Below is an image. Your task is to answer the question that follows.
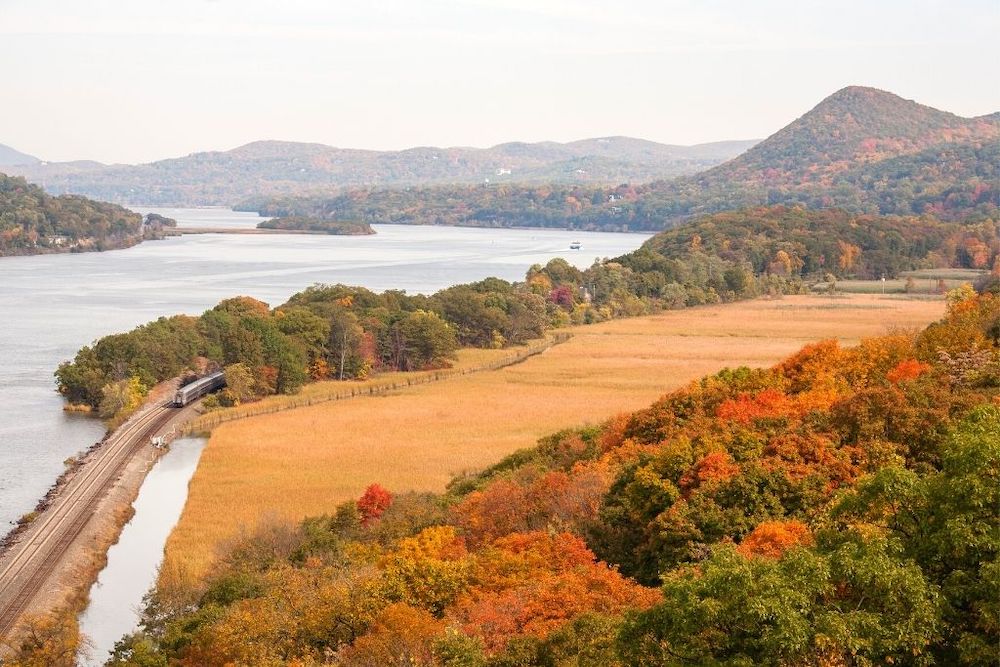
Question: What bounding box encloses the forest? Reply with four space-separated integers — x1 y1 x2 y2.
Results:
242 140 998 234
54 206 999 426
256 216 374 235
0 173 170 256
77 279 1000 666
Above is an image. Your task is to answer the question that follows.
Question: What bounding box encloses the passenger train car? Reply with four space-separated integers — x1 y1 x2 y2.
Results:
173 371 226 407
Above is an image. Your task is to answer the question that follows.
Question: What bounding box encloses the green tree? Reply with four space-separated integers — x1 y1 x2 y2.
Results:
619 542 939 666
832 406 1000 665
393 311 458 371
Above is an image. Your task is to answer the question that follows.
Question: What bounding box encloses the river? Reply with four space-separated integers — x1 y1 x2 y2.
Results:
0 208 650 661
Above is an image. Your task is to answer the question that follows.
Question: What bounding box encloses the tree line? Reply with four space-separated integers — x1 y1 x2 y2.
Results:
240 140 999 233
55 206 999 425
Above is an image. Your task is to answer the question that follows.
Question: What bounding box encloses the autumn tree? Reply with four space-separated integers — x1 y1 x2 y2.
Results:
98 376 145 425
357 483 393 526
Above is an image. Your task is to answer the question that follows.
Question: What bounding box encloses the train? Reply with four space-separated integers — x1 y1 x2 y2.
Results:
173 371 226 407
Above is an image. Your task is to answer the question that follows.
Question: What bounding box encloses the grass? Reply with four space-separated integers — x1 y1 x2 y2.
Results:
159 294 946 587
186 334 570 433
809 268 985 295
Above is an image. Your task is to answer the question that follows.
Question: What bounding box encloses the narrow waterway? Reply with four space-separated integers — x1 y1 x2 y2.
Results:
77 437 207 666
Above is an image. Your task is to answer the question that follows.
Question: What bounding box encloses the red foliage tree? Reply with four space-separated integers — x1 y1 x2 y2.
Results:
679 451 740 491
357 483 393 526
547 285 575 308
716 388 793 424
887 358 932 384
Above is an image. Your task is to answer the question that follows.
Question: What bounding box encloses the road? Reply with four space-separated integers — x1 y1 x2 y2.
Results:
0 401 184 639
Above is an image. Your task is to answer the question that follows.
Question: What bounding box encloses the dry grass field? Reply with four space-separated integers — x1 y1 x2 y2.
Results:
160 294 945 585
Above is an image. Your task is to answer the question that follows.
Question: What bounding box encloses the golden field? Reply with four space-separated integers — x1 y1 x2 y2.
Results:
161 294 945 585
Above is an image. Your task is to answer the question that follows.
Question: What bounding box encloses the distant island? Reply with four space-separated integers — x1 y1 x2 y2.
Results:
257 216 374 235
0 173 174 257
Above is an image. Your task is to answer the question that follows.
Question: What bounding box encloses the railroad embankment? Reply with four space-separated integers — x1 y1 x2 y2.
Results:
0 387 200 651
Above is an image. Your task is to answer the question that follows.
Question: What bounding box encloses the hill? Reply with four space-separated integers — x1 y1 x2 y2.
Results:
5 137 758 206
633 206 1000 280
0 173 172 256
249 87 998 232
632 86 999 220
0 143 40 167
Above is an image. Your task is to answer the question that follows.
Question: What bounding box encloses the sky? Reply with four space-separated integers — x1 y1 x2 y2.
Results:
1 0 997 164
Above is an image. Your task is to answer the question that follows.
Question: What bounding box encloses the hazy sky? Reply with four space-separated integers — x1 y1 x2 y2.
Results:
1 0 996 164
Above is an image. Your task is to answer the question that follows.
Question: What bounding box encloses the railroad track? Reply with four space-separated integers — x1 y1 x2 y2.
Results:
0 402 177 638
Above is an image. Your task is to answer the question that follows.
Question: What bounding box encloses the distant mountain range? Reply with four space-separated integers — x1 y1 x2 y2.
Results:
252 86 998 231
2 137 759 206
0 143 40 167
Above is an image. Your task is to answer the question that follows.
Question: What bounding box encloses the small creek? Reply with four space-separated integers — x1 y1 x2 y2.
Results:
77 437 206 666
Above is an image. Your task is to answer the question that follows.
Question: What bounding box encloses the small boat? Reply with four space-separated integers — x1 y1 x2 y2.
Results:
569 241 582 250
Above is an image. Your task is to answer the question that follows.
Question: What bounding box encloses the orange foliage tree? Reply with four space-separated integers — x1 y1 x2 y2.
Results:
737 520 814 559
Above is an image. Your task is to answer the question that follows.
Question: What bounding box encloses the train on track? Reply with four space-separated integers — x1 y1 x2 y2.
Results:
173 371 226 407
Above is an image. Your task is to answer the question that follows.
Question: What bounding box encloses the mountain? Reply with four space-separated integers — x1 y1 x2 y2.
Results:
0 143 40 167
5 137 759 206
0 173 172 256
630 86 999 221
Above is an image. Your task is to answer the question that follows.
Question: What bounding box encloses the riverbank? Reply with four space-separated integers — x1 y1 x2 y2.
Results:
160 294 947 586
163 226 327 236
0 394 202 652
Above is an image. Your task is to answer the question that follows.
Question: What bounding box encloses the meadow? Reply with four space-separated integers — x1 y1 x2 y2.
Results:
160 294 946 586
809 267 985 294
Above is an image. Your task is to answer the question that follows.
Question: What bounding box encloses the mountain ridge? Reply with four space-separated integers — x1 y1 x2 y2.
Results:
0 143 40 167
5 136 759 205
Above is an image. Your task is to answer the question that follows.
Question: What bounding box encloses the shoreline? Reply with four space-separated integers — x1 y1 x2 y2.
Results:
0 392 203 648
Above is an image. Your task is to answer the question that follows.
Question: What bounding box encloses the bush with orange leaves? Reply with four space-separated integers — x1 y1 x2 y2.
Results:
737 520 813 559
452 532 659 653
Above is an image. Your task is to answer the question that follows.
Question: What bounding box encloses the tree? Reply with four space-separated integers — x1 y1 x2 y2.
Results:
832 406 1000 665
223 363 256 404
619 542 938 666
328 309 365 380
98 376 145 424
339 603 444 667
393 311 457 371
0 613 82 667
357 483 393 526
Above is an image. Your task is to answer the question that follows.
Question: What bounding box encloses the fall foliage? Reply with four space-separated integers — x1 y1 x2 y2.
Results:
109 290 999 665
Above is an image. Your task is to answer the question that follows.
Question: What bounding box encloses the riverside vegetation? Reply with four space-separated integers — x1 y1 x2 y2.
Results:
78 283 1000 666
0 174 174 257
53 205 997 428
255 216 374 235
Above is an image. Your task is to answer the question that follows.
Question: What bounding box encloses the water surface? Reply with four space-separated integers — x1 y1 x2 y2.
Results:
77 437 206 666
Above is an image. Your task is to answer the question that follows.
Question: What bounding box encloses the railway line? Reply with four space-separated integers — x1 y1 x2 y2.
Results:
0 401 179 639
